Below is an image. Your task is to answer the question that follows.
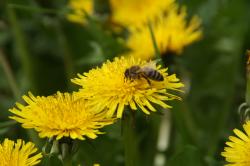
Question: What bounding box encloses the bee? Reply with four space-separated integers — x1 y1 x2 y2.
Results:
124 62 164 85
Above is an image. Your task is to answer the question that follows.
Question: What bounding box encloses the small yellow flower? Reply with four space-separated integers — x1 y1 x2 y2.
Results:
110 0 174 27
67 0 93 24
127 5 202 60
71 56 184 118
9 92 115 140
0 138 42 166
221 121 250 165
67 0 173 27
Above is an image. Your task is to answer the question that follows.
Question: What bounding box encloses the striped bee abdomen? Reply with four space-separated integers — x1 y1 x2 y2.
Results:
144 68 164 81
125 65 164 84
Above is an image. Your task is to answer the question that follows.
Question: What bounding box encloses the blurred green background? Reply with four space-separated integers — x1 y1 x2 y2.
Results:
1 0 250 165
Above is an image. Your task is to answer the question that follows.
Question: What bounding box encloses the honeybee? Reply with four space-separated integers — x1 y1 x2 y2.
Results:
124 62 164 85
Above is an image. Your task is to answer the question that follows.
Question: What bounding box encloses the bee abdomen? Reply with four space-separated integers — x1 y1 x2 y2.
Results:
147 70 164 81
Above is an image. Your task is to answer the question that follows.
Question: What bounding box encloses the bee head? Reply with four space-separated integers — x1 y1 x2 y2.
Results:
124 68 130 78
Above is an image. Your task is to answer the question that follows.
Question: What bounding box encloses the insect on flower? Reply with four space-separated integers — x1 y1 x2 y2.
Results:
124 61 164 85
71 56 184 118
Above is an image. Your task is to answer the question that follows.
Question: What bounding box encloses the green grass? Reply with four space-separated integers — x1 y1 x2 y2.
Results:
1 0 250 165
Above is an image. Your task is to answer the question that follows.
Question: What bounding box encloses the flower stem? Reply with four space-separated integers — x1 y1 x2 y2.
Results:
246 50 250 106
148 21 161 60
6 5 34 89
61 143 73 166
54 21 74 90
122 111 139 166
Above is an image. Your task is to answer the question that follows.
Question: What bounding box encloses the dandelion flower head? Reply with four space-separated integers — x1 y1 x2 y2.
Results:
0 138 42 166
127 5 202 60
9 92 115 140
67 0 93 24
71 56 184 118
110 0 174 27
221 121 250 165
67 0 173 27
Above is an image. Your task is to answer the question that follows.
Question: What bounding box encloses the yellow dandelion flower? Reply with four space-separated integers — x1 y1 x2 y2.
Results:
9 92 115 140
67 0 93 24
0 138 42 166
110 0 174 27
71 56 184 118
67 0 173 27
127 5 202 60
221 121 250 165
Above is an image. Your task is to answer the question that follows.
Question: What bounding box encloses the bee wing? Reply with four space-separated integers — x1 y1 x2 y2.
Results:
142 59 161 69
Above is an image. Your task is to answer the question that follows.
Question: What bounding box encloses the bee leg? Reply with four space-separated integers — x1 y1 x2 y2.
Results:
142 75 151 86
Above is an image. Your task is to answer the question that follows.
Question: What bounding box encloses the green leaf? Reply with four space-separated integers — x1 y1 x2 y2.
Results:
0 120 17 129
